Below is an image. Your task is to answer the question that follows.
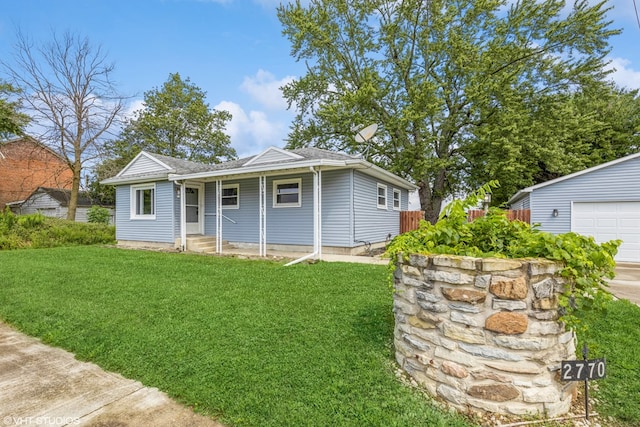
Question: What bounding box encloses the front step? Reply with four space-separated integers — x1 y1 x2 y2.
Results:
186 236 233 254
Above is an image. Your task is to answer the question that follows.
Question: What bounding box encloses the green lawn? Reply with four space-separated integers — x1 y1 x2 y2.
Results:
0 246 471 427
1 247 638 426
576 298 640 425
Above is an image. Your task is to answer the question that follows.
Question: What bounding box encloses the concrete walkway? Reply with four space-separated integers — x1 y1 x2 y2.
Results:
0 322 223 427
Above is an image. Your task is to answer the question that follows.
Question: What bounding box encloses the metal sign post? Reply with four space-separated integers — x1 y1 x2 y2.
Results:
561 344 606 422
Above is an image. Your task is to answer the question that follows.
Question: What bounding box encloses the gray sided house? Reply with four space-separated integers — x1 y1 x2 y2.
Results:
102 147 417 259
508 152 640 262
11 187 115 223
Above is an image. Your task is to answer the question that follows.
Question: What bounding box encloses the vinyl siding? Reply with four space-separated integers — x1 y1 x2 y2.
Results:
204 178 260 241
121 155 168 176
320 169 353 247
203 174 313 245
353 171 401 244
248 149 299 165
510 195 530 210
19 193 64 217
115 181 177 243
531 156 640 234
267 174 313 245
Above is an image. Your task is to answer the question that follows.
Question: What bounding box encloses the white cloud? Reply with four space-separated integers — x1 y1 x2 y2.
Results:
123 99 145 119
606 57 640 90
240 69 296 111
215 100 290 158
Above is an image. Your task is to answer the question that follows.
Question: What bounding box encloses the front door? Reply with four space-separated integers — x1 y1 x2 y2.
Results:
185 184 203 234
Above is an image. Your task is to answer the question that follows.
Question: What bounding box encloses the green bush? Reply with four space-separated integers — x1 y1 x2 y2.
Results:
17 212 46 228
386 181 620 331
87 205 111 224
0 215 115 250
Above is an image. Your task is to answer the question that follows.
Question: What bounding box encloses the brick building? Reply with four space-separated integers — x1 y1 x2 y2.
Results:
0 136 73 209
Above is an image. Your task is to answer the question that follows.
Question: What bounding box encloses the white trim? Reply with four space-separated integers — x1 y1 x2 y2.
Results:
185 182 204 234
377 183 388 210
273 178 302 208
243 146 304 167
168 158 417 191
117 151 173 178
180 182 186 251
393 188 401 211
259 175 267 256
216 180 223 253
130 183 156 220
221 183 240 209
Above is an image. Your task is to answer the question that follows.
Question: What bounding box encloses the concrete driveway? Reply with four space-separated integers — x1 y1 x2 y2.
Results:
610 263 640 306
0 322 224 427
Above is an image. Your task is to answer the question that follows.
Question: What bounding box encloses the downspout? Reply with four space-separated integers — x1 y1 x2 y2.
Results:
285 167 321 266
179 181 186 251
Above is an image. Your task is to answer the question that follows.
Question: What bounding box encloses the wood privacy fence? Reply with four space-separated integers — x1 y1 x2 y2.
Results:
400 209 531 234
400 211 424 233
467 209 531 223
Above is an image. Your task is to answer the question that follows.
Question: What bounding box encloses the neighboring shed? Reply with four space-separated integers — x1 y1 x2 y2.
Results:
508 152 640 262
0 136 73 209
102 147 418 259
13 187 114 223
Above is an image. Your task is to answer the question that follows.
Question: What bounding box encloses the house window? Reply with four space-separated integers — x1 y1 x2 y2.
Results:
377 184 387 209
131 183 155 219
393 189 401 211
273 178 302 208
222 184 239 209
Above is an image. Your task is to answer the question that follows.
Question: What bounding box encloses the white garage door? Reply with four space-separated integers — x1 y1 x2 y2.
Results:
572 202 640 262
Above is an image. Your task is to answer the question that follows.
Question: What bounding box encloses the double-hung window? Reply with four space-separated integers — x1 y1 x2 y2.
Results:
273 178 302 208
377 183 387 209
222 184 239 209
393 189 401 211
131 183 155 219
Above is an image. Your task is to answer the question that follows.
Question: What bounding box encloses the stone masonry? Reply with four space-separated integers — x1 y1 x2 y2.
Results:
393 254 578 417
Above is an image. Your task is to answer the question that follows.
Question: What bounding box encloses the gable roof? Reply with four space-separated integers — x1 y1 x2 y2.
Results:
22 187 111 208
508 151 640 204
103 146 418 190
0 136 68 163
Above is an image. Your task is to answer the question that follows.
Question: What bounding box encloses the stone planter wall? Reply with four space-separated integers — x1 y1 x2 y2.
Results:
393 254 578 417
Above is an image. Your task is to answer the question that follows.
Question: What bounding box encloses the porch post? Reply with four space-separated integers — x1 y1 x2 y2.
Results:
315 170 322 260
180 182 186 251
259 175 267 257
216 180 222 254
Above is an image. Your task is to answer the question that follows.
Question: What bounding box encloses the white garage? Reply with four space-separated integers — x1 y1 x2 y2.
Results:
572 202 640 262
508 152 640 264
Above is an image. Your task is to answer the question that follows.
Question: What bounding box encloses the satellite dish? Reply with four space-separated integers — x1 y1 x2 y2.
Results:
354 123 378 143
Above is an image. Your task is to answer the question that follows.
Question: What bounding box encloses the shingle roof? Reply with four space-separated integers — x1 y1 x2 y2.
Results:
33 187 111 207
201 147 358 172
144 152 217 174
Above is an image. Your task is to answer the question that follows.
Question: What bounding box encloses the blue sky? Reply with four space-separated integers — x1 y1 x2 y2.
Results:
1 0 639 158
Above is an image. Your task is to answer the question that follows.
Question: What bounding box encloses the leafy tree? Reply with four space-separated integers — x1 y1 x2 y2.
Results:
465 84 640 204
0 80 30 139
113 72 236 165
2 31 126 220
277 0 619 222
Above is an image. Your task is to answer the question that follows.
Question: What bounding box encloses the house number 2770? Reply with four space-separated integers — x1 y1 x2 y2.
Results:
561 359 606 381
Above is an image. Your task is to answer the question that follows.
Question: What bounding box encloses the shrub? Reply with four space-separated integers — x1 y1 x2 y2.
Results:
87 206 111 224
0 215 115 250
386 181 620 331
0 207 17 231
17 212 46 228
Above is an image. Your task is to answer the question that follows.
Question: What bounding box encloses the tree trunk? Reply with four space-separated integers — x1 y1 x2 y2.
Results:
418 165 448 224
66 160 82 221
418 180 443 224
